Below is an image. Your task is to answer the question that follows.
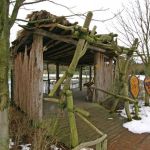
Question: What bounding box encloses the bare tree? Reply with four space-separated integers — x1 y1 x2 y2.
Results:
114 0 150 106
0 0 76 149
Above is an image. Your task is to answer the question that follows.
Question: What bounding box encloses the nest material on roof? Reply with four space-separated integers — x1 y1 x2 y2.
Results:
26 10 76 27
12 10 120 59
13 10 77 46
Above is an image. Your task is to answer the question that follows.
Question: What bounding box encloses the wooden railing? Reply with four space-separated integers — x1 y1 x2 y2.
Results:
73 134 107 150
72 110 107 150
91 86 140 121
44 96 108 150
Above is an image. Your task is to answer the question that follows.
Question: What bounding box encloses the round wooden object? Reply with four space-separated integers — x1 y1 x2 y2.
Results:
144 76 150 95
129 75 140 99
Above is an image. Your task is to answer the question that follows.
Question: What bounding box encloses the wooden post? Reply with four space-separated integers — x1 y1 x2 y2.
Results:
11 69 14 102
89 66 92 82
79 66 83 91
73 135 107 150
101 139 107 150
94 52 102 103
134 99 140 119
56 63 60 96
66 90 79 148
49 11 94 97
48 12 94 148
47 63 50 94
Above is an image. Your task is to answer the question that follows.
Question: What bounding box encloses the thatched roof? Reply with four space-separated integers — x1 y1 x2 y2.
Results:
12 10 117 65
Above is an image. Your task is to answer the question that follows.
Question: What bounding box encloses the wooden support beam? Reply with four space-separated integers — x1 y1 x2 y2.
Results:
56 63 60 96
45 43 71 55
74 106 90 117
33 29 105 52
44 97 59 103
91 86 137 104
11 69 14 102
56 63 60 82
49 45 75 58
89 66 92 82
46 54 94 66
47 63 50 94
44 40 62 51
52 50 74 59
79 66 83 91
13 32 32 52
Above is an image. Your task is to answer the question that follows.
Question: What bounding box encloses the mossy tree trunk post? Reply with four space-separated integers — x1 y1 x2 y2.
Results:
144 61 150 106
123 79 132 121
134 98 140 119
79 66 83 91
111 39 138 121
62 12 95 148
49 12 95 148
89 66 92 82
120 57 132 121
66 90 78 148
49 11 94 97
0 0 27 148
0 1 10 149
111 57 121 112
47 63 50 94
145 93 149 106
56 63 60 96
113 59 131 119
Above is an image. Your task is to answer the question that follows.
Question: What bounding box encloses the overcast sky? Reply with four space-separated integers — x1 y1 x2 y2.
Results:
10 0 127 42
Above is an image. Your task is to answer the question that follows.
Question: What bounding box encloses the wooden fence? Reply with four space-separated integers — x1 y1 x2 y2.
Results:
94 52 114 103
13 35 43 120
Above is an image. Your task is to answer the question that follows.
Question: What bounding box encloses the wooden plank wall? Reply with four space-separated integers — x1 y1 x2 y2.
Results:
94 52 114 103
14 35 43 120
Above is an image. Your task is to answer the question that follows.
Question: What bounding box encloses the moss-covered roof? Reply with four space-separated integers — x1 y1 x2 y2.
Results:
12 10 117 65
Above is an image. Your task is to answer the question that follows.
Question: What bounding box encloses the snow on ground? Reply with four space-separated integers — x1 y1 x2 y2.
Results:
120 100 150 134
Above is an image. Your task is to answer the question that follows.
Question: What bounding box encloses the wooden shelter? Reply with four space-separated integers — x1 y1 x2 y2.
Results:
11 10 117 119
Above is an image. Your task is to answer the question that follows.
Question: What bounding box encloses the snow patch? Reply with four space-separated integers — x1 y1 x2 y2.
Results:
50 145 62 150
19 144 31 150
120 100 150 134
9 139 14 149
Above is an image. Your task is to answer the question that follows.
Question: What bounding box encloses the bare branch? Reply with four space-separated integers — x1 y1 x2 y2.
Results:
9 0 25 28
21 0 48 6
114 0 150 65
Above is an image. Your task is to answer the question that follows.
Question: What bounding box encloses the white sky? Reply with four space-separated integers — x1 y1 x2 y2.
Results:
10 0 127 42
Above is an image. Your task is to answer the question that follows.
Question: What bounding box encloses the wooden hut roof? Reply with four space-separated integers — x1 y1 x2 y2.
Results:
11 10 117 65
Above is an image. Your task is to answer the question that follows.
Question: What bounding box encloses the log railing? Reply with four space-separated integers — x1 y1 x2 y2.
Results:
73 112 107 150
73 134 107 150
91 86 140 120
44 96 108 150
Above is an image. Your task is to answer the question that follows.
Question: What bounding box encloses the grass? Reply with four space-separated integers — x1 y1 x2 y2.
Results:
9 106 70 150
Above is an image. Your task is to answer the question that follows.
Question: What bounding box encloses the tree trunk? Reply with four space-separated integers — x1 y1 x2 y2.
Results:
0 1 10 148
145 93 149 106
66 90 78 148
123 82 132 121
0 33 10 150
0 109 9 150
144 63 150 106
111 57 132 120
